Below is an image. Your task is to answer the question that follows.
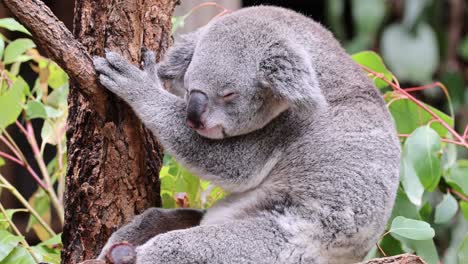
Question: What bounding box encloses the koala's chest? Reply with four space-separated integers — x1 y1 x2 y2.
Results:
200 190 265 225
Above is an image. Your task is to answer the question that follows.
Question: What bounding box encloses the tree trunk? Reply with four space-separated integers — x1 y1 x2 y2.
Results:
63 0 177 263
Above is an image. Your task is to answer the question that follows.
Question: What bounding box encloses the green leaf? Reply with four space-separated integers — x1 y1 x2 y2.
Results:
400 158 425 206
3 39 36 65
381 23 438 83
47 63 69 89
391 189 422 220
0 246 37 264
46 84 69 109
445 160 468 195
37 233 61 247
434 193 458 224
459 235 468 264
402 126 442 193
379 235 404 257
352 51 393 89
0 78 27 130
351 0 386 35
161 193 175 209
0 18 31 35
0 230 22 261
24 101 47 120
389 216 435 240
33 234 61 264
387 98 454 137
0 209 27 230
0 158 4 167
44 106 63 119
460 201 468 220
388 191 439 264
402 238 439 264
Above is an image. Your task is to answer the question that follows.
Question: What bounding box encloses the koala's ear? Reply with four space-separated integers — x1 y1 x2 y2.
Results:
158 31 200 96
258 41 326 110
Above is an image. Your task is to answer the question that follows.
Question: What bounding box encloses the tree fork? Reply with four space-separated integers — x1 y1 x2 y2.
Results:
3 0 178 263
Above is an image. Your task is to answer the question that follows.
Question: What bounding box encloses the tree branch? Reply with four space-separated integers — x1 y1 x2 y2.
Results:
358 254 426 264
3 0 107 115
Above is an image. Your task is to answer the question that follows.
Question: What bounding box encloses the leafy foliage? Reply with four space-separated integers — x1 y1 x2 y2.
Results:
0 20 63 263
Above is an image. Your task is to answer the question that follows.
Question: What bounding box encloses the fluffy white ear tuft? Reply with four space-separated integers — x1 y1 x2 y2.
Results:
258 41 326 111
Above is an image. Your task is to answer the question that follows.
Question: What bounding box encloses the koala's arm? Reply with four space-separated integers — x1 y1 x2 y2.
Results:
134 217 285 264
97 208 204 260
94 51 272 186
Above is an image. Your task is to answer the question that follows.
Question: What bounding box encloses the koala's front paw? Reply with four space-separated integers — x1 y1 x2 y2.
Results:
93 50 161 104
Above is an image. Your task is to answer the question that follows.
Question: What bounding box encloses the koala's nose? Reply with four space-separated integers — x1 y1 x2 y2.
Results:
186 90 208 130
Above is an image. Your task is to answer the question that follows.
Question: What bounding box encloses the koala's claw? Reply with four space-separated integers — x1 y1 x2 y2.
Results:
106 242 137 264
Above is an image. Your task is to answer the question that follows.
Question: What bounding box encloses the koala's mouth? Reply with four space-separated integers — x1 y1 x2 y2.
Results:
195 125 225 139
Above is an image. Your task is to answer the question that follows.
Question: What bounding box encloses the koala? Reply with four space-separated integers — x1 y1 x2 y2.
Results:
93 6 400 264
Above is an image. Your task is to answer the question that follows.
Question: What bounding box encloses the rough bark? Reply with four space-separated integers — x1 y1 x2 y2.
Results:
64 0 177 262
358 254 427 264
3 0 178 263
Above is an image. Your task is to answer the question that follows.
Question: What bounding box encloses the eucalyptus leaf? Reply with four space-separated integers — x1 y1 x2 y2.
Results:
0 209 27 230
0 246 37 264
0 18 31 35
387 98 453 137
0 230 22 261
400 159 425 206
444 160 468 195
389 216 435 240
434 193 458 224
25 101 48 120
381 23 438 83
402 126 442 192
351 0 386 35
3 38 36 65
47 63 69 89
352 51 393 89
0 78 27 130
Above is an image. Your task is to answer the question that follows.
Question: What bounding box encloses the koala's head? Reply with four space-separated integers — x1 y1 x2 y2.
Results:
158 13 325 139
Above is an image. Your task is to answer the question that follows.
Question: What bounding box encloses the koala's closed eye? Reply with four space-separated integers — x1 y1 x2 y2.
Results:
220 91 239 102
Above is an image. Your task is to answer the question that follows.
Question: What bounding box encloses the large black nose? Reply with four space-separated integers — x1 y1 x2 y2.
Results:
186 90 208 129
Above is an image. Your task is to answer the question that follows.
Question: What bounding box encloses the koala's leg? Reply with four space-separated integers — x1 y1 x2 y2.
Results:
97 208 204 260
134 218 286 264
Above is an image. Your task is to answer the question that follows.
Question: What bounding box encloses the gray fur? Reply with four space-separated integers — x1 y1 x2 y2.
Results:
93 6 400 264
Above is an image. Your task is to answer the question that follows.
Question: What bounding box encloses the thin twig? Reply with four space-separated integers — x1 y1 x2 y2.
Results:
0 174 56 237
361 65 467 148
24 121 64 225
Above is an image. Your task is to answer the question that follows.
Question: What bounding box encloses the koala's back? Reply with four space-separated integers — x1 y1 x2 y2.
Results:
202 6 401 262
